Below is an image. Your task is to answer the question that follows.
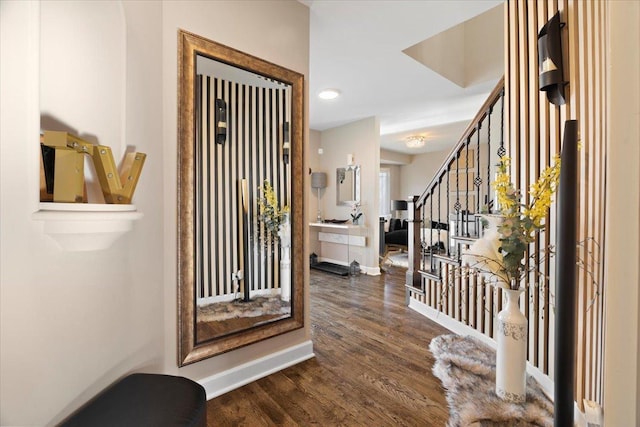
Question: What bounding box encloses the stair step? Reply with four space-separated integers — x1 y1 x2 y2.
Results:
451 235 479 244
405 283 425 295
419 269 441 282
432 253 460 265
421 248 447 256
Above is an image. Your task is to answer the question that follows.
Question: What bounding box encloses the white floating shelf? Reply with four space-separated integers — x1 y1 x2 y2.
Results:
32 203 143 251
309 222 362 229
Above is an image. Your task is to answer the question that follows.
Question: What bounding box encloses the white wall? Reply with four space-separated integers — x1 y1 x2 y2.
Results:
308 129 322 222
384 164 403 205
39 1 128 203
318 117 380 272
308 129 322 255
1 2 165 425
603 1 640 425
0 1 310 425
464 4 504 87
380 148 411 165
400 149 450 199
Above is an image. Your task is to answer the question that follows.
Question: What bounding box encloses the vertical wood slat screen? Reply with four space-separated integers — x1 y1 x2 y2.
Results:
195 75 290 301
505 0 607 409
408 0 607 412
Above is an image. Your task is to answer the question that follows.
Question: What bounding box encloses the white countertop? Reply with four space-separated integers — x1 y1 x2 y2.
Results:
309 222 362 229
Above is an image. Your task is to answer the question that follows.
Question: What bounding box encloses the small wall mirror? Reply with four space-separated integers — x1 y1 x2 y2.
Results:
177 30 304 366
336 165 360 205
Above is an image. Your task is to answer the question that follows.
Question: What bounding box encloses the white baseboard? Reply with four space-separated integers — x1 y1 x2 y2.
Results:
198 340 315 400
408 298 497 348
362 265 381 276
408 298 554 400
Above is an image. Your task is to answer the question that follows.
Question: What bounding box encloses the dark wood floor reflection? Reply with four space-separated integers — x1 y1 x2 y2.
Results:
206 267 451 426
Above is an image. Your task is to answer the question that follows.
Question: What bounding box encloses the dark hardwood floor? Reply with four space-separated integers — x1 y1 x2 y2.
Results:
207 266 452 426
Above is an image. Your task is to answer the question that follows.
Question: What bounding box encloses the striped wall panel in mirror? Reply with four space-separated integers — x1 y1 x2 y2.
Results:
195 75 291 301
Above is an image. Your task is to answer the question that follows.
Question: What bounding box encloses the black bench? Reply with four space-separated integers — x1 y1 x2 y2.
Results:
60 373 207 427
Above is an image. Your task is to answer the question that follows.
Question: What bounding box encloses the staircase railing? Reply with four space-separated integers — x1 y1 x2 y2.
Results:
406 77 505 335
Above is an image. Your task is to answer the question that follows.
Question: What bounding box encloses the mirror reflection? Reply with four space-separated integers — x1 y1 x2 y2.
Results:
194 54 293 343
177 30 304 366
336 165 360 205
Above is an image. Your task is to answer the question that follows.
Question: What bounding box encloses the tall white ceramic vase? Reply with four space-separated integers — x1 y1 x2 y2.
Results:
495 287 527 403
278 213 291 302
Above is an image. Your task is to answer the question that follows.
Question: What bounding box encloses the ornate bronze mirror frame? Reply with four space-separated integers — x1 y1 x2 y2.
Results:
177 30 304 366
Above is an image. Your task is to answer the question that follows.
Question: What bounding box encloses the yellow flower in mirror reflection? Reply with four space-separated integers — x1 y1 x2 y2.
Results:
257 180 289 245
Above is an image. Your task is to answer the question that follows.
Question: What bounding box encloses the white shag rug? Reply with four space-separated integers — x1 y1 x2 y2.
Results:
197 296 290 323
429 334 553 427
387 251 408 268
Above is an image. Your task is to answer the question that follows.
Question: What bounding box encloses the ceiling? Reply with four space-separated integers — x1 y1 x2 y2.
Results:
304 0 504 155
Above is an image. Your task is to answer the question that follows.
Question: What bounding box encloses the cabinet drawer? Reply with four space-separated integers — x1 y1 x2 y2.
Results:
318 232 366 247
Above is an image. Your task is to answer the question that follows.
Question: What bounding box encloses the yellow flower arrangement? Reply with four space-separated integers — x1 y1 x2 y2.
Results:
257 180 289 245
463 155 561 289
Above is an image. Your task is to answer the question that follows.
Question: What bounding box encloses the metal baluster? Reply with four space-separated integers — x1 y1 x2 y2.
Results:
419 203 427 270
487 105 493 211
446 163 450 256
454 151 461 261
437 176 442 258
429 188 434 271
406 196 421 294
465 136 470 236
498 88 506 158
475 122 482 214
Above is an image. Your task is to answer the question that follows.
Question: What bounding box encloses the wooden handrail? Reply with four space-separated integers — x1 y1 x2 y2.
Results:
405 77 506 311
416 77 505 208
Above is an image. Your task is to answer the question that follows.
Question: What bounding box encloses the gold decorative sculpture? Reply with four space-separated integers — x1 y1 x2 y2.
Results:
41 130 146 204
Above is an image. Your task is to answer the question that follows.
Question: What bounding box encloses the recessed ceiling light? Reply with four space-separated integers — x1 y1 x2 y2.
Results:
318 89 341 100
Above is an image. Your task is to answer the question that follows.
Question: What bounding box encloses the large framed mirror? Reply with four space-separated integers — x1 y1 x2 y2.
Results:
177 30 304 366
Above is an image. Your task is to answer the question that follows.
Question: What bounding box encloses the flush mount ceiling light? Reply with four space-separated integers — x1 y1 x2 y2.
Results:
318 88 341 100
405 135 427 148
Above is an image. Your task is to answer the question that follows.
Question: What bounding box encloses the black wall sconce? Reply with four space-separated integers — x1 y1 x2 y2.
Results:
538 12 566 105
283 122 290 164
215 98 227 144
